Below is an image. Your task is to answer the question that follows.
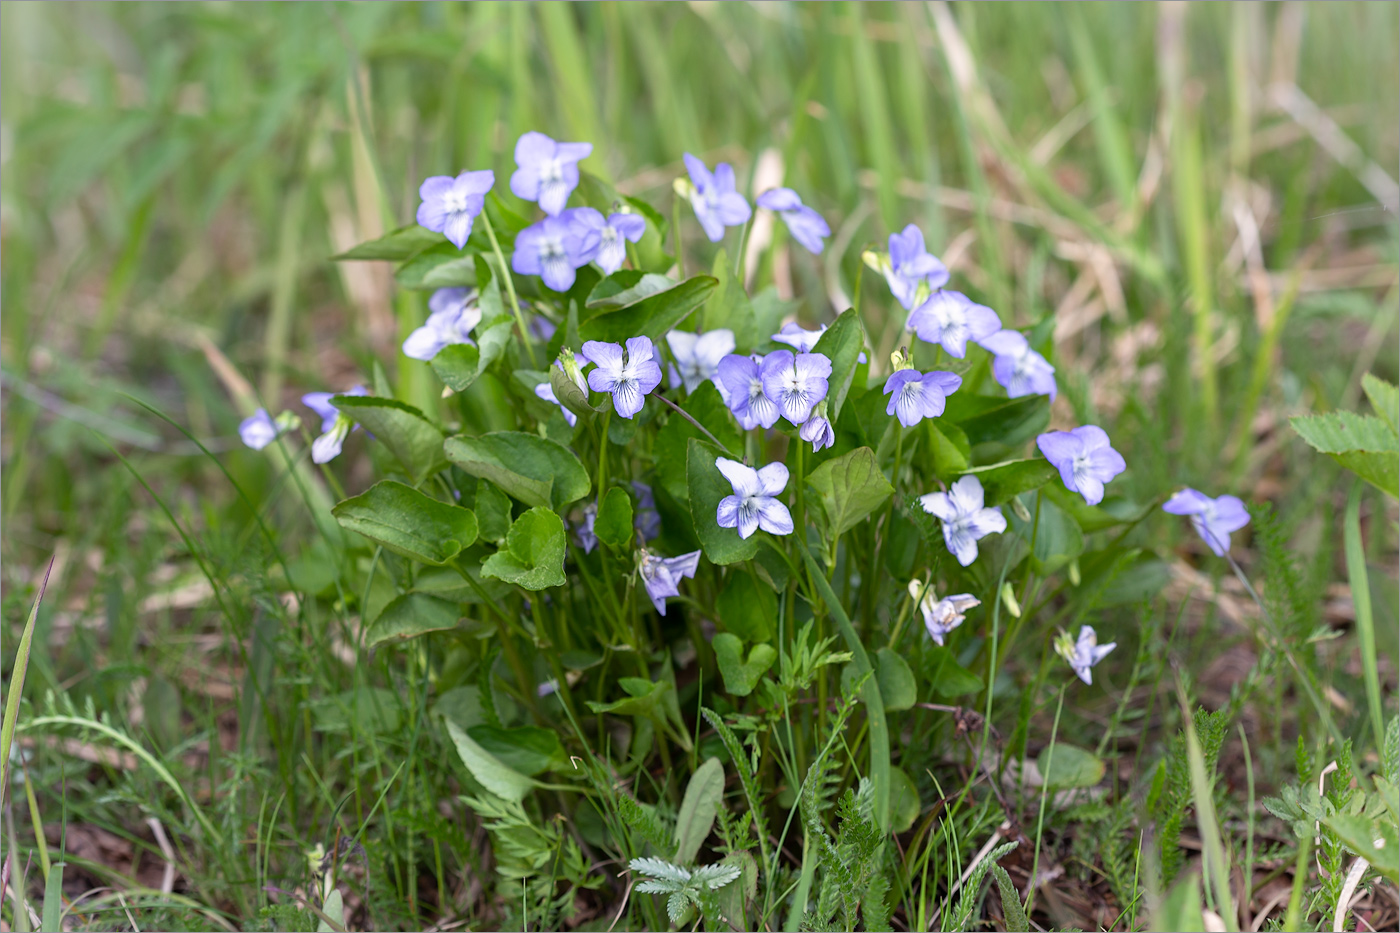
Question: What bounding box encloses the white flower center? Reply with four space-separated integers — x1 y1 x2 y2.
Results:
540 156 566 185
444 189 470 214
748 376 765 402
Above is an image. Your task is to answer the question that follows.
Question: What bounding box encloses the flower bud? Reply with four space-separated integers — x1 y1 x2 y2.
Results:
1000 581 1021 618
890 347 914 372
273 410 302 434
1068 558 1081 586
1011 496 1032 522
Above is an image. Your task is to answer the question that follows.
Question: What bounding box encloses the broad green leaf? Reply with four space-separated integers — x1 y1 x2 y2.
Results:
585 270 679 314
654 382 743 503
944 393 1050 447
332 223 443 261
810 309 867 421
430 318 514 392
959 458 1059 506
445 432 590 510
467 724 565 777
579 274 717 342
924 419 971 480
474 480 513 545
687 438 760 565
481 507 567 590
595 485 634 550
713 633 777 697
1290 411 1399 497
923 644 984 698
674 757 725 864
332 481 477 565
1037 743 1105 788
889 766 921 834
395 241 476 289
316 890 344 933
444 718 534 803
716 570 777 643
433 685 488 731
1323 813 1398 883
334 396 447 484
876 648 917 711
367 593 461 648
1008 494 1084 574
806 446 894 539
1364 373 1399 434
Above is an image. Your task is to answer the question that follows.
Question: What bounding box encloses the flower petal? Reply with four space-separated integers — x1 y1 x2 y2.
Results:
715 457 759 497
754 462 790 497
755 498 794 536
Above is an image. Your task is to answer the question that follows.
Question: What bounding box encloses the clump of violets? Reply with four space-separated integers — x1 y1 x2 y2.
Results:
513 210 601 292
865 224 949 311
417 169 495 249
715 458 793 539
907 290 1001 358
883 354 962 428
666 329 735 393
1036 426 1126 506
403 288 481 361
909 581 980 646
919 475 1006 567
716 354 780 430
303 386 368 464
638 548 701 615
510 131 592 216
679 153 751 242
978 330 1057 400
760 350 831 425
1055 625 1116 685
239 408 299 450
1162 488 1250 556
583 338 663 419
755 188 830 254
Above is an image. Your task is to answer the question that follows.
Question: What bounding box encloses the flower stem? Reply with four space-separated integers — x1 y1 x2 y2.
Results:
652 392 732 453
1026 683 1066 918
672 195 686 281
480 210 536 368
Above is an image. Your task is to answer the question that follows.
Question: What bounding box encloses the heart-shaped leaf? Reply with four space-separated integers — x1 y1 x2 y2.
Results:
713 633 777 697
806 446 894 539
716 570 777 643
876 648 917 711
595 485 634 550
944 394 1050 447
1037 743 1105 789
481 507 567 590
332 481 477 564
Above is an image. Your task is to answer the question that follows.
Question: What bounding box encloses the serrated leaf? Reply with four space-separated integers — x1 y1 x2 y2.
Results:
481 507 567 590
1363 373 1399 434
332 481 478 565
1291 411 1399 496
691 862 743 890
991 864 1031 932
675 757 725 864
687 438 760 565
630 856 691 886
810 309 867 421
367 593 461 647
444 432 590 510
805 446 893 539
334 396 447 484
580 274 717 342
444 718 535 803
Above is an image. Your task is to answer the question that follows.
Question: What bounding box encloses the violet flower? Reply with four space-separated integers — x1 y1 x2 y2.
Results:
665 329 735 393
1055 625 1116 685
883 369 962 427
632 481 661 541
716 353 780 430
239 409 280 450
638 548 701 616
881 225 950 310
1036 426 1126 506
576 501 599 553
755 187 830 254
403 288 482 361
583 337 663 419
772 322 866 363
715 458 793 539
907 290 1001 359
919 475 1006 567
911 582 980 646
417 170 495 249
977 330 1057 400
509 131 592 216
799 407 836 451
513 210 602 292
681 153 752 243
1162 488 1250 557
303 385 369 464
760 350 831 425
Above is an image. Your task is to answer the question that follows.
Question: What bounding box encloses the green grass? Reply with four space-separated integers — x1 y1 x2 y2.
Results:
2 2 1397 931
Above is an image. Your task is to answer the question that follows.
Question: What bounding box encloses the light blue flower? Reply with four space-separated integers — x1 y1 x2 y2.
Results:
883 369 962 427
576 501 598 553
1036 426 1126 506
583 337 663 419
1162 488 1250 557
907 290 1001 358
239 408 297 450
716 353 781 430
799 410 835 451
509 131 592 216
883 225 950 310
756 187 830 254
639 548 701 615
417 170 495 249
919 475 1006 567
715 458 793 539
302 385 368 464
403 288 481 361
665 329 735 393
978 330 1057 401
682 153 752 242
1055 625 1116 685
512 210 601 292
760 350 831 425
571 209 647 275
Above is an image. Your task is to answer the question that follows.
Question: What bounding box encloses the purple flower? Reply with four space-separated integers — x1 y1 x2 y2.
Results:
912 583 979 646
715 458 793 539
302 386 369 464
639 549 701 615
760 350 831 425
977 330 1058 401
1036 426 1126 506
799 411 835 451
535 381 577 427
509 131 592 216
907 290 1001 359
919 475 1006 567
571 210 646 276
403 288 482 361
682 153 752 243
239 409 280 450
772 322 866 363
1162 488 1250 557
632 481 661 541
883 369 963 428
716 354 780 430
583 337 663 419
576 501 598 553
884 225 949 310
529 315 557 342
666 329 735 393
512 210 601 292
1055 625 1116 685
756 187 830 254
417 170 495 249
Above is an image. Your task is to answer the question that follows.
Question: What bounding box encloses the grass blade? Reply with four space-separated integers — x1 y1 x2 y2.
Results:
0 557 53 799
1345 483 1386 748
1179 684 1236 931
41 863 63 933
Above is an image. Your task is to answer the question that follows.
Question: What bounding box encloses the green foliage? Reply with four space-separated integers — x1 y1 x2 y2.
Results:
806 446 894 540
480 506 567 590
1291 377 1399 497
332 480 477 565
1151 706 1231 886
444 432 591 511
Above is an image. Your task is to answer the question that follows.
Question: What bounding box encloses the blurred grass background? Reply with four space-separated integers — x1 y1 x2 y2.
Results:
1 2 1396 929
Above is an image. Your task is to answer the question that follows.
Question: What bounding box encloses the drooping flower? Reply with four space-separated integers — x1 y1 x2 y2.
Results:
799 404 836 451
977 330 1057 400
1055 625 1116 685
582 337 663 419
570 210 646 276
403 288 482 361
910 581 980 646
509 131 593 216
417 170 495 249
1162 488 1250 557
666 329 735 393
303 385 369 464
638 548 701 615
715 458 793 539
756 187 830 254
535 382 577 427
576 501 599 553
239 408 298 450
883 369 963 428
1036 426 1126 506
907 290 1001 358
867 225 950 311
919 475 1007 567
716 353 780 430
632 480 661 541
512 210 602 292
760 350 831 425
681 153 752 243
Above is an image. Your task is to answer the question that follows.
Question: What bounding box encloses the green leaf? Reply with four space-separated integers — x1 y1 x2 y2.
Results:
806 446 894 539
316 890 344 933
481 507 567 590
310 687 402 734
990 864 1031 933
332 481 478 565
332 223 443 261
474 481 513 545
587 676 670 719
713 633 777 697
716 570 777 643
924 419 971 480
395 241 476 289
958 458 1059 506
1008 494 1085 574
923 645 984 698
595 486 634 550
579 274 717 342
42 863 63 933
654 382 744 502
1364 373 1399 434
430 318 514 392
889 765 921 834
548 363 600 421
876 648 917 711
444 718 535 803
1151 873 1205 932
687 438 760 565
585 270 679 313
944 394 1050 447
810 309 867 421
699 249 756 351
674 757 725 864
1042 481 1127 532
1290 411 1399 497
1037 743 1105 788
467 724 565 777
334 396 447 484
445 432 591 510
367 593 461 648
1324 813 1399 883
